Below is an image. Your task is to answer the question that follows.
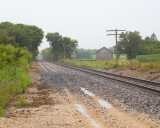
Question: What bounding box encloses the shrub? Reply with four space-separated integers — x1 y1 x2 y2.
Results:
0 44 32 69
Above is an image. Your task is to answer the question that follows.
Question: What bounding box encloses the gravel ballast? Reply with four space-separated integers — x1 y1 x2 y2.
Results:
39 62 160 120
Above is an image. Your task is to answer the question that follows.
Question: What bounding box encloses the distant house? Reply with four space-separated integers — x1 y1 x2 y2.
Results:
96 47 113 60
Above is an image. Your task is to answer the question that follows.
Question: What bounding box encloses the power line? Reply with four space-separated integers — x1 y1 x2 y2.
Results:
107 29 126 65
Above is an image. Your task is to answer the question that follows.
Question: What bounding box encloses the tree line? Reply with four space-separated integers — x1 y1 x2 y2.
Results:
0 22 44 59
72 48 97 59
117 31 160 59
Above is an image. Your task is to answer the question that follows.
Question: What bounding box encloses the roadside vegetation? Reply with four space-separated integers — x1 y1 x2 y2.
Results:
0 65 31 116
62 59 160 72
0 22 44 116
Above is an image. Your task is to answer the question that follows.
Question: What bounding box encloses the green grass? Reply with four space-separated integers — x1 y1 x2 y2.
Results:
17 97 27 106
72 59 96 61
63 59 160 72
136 54 160 62
0 65 31 116
63 59 123 69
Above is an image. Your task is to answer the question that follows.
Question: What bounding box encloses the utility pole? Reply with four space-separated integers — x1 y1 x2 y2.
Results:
107 29 126 65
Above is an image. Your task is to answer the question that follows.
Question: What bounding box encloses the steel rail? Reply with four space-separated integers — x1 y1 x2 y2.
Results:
51 62 160 94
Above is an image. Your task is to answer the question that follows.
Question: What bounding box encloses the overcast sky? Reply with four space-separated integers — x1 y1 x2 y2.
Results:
0 0 160 51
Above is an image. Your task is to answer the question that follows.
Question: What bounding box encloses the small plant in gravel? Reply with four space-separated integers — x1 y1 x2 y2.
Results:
17 97 27 106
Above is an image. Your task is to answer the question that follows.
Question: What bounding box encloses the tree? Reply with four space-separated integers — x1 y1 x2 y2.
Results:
72 48 98 59
0 44 32 68
16 24 44 58
150 33 158 43
74 50 92 59
46 32 63 60
63 38 78 59
45 32 78 60
139 41 160 55
41 47 54 61
109 47 115 53
0 22 44 59
117 31 142 59
144 33 158 45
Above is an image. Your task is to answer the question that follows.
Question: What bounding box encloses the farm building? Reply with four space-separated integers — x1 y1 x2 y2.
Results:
96 47 113 60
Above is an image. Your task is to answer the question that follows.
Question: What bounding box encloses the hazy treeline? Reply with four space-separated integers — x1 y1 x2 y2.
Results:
41 47 98 60
72 48 98 59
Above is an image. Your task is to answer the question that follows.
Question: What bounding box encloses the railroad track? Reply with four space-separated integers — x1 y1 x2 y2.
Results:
51 62 160 95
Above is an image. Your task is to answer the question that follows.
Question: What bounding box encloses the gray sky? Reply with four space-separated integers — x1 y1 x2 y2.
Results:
0 0 160 51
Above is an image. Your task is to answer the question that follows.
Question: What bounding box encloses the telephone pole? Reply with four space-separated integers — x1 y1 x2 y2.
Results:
107 29 126 65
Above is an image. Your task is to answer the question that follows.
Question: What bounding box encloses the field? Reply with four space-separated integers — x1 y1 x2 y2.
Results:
63 58 160 72
136 54 160 62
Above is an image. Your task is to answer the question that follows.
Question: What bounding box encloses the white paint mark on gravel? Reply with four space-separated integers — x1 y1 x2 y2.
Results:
81 88 95 97
74 104 100 128
98 100 112 109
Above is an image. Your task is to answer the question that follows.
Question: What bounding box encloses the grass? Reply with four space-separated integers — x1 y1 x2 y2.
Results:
75 54 127 60
63 59 123 69
17 97 27 106
136 54 160 62
0 65 31 116
62 59 160 72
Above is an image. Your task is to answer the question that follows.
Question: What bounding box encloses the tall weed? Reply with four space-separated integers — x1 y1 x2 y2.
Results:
0 65 31 116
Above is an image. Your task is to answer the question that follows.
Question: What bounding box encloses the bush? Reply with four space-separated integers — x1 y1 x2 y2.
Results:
0 44 32 69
